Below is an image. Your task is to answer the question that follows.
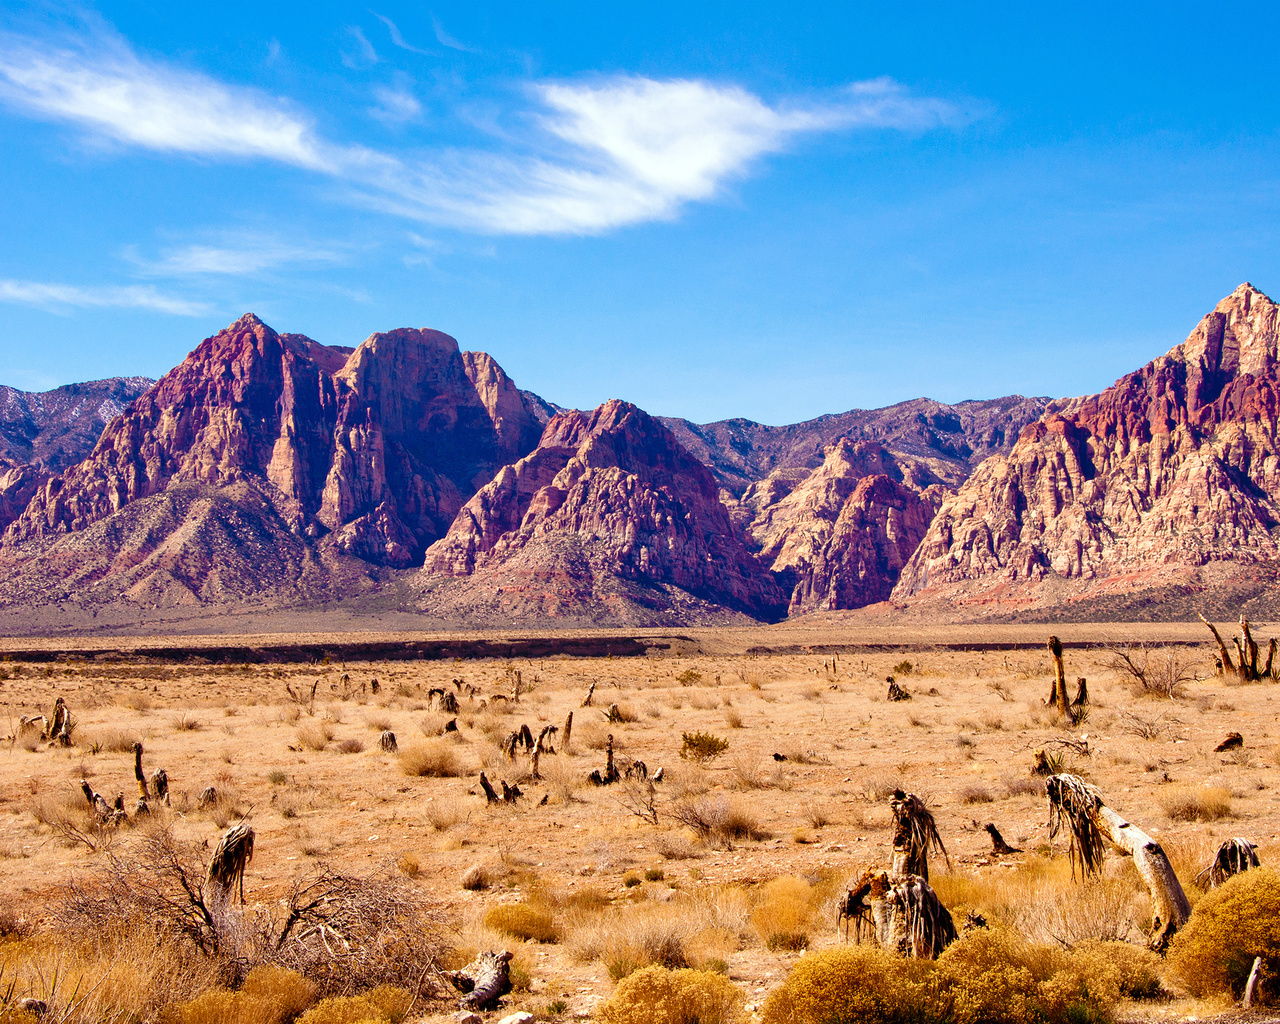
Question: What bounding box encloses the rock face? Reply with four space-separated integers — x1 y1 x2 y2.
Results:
423 400 788 620
3 315 554 569
747 439 945 613
0 377 153 472
894 283 1280 611
661 395 1049 497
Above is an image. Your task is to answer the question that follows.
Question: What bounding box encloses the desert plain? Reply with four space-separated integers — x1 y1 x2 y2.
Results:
0 619 1274 1023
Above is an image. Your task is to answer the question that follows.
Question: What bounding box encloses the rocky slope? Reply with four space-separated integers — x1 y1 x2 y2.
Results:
661 395 1049 497
747 439 946 613
3 315 555 568
0 377 153 471
0 315 558 609
893 283 1280 613
422 400 788 620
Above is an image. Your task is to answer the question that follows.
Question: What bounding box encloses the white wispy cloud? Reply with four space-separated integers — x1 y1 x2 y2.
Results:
0 29 977 236
373 14 430 55
363 76 972 234
0 279 205 315
370 82 421 124
431 15 476 53
341 26 378 68
126 236 344 276
0 31 332 170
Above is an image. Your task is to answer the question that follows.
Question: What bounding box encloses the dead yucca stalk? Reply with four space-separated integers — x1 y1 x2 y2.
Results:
1046 772 1190 951
1046 774 1106 878
1195 837 1260 888
890 790 949 881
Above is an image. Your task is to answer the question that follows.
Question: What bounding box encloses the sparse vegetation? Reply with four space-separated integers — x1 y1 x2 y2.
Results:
679 731 728 764
398 738 463 777
596 965 742 1024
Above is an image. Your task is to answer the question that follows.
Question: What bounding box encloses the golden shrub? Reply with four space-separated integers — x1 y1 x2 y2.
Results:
241 965 318 1021
597 965 743 1024
295 991 401 1024
760 946 931 1024
760 930 1127 1024
161 967 316 1024
484 902 558 943
1168 867 1280 1003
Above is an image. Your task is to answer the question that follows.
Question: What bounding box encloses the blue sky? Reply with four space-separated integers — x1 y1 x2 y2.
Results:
0 2 1277 423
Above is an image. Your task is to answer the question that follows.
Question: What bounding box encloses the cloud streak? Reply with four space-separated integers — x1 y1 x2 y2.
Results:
0 279 205 314
126 236 344 276
0 31 331 169
0 29 977 236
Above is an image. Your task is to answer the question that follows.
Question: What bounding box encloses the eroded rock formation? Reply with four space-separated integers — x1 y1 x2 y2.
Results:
423 400 788 620
894 283 1280 610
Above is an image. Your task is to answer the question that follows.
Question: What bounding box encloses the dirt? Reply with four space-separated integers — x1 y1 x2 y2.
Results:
0 623 1277 1022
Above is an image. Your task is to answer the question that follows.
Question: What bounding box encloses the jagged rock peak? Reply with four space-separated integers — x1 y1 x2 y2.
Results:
423 397 787 620
892 282 1280 612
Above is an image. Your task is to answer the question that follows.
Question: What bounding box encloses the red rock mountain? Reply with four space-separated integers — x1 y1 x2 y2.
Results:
747 439 946 614
3 315 554 568
0 377 153 472
422 400 788 620
894 283 1280 615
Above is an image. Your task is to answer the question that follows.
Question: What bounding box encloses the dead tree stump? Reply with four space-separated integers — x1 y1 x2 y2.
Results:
448 949 513 1011
1047 636 1071 720
890 790 948 881
563 711 573 751
842 869 956 958
479 772 500 804
133 742 151 801
582 682 596 707
1072 678 1089 707
380 730 398 752
984 823 1020 854
887 677 911 701
207 823 254 904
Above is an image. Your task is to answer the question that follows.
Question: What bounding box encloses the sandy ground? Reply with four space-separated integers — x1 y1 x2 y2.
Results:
0 626 1276 1022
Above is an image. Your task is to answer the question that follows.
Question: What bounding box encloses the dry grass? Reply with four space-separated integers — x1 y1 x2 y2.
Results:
423 795 471 830
399 739 464 778
295 721 334 751
1159 785 1233 822
484 901 558 942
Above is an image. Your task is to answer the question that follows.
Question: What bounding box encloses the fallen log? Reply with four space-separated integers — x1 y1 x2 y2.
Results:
447 949 513 1011
1047 773 1190 951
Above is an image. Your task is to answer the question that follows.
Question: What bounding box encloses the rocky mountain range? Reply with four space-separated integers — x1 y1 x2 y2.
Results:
892 282 1280 619
2 283 1277 627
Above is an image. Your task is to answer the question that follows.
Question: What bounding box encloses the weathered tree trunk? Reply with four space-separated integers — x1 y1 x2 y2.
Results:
1243 957 1263 1009
1265 639 1277 679
448 950 513 1011
478 772 500 804
605 734 617 783
582 682 595 707
134 743 150 801
1072 677 1089 707
868 873 956 959
1200 613 1236 675
563 711 573 751
530 741 540 780
1241 616 1260 679
1047 636 1071 719
1096 804 1190 951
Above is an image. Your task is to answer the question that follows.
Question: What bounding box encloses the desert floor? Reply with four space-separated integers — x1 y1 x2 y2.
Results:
0 623 1276 1022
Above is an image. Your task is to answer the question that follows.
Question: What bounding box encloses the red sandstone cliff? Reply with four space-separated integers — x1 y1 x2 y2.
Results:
423 400 788 620
893 283 1280 612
